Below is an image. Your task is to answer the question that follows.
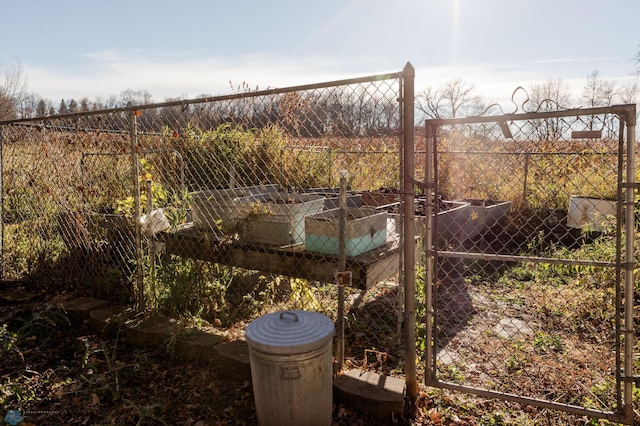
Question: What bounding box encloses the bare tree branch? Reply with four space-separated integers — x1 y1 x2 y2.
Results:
0 59 28 120
417 79 484 119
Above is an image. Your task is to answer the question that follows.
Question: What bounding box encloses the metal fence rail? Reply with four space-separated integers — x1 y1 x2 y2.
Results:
423 104 637 424
0 67 415 381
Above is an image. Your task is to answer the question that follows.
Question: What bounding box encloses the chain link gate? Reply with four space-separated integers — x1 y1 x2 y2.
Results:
421 104 638 423
0 64 418 386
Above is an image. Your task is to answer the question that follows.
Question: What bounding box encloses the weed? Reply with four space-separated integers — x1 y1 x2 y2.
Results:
444 364 465 384
533 330 564 354
289 278 321 310
0 324 22 362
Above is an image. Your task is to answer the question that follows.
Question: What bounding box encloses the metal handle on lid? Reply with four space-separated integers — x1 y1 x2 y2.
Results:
279 311 299 322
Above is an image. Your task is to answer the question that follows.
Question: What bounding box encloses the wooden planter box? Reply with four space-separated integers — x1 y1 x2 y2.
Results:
236 192 326 246
191 185 279 232
305 207 387 256
361 191 399 208
458 199 511 239
301 187 363 210
386 200 470 245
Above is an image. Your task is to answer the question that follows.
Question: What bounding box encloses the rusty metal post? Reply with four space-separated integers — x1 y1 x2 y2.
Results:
336 169 349 372
130 110 144 310
402 62 418 401
623 105 636 423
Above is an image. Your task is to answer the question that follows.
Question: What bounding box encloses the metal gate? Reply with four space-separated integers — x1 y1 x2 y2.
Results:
420 104 637 423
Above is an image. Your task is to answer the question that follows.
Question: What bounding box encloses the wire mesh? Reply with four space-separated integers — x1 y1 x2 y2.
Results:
0 74 407 369
423 106 637 421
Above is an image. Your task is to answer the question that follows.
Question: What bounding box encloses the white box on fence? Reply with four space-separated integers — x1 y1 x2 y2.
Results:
567 196 616 232
191 185 279 232
305 207 387 256
236 192 326 246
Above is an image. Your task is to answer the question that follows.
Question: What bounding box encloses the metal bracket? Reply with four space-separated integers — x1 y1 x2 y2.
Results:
363 349 388 370
335 270 352 286
620 374 640 386
619 182 640 193
405 176 433 190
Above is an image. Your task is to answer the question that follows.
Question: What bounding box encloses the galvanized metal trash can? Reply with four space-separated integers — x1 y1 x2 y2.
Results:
245 310 335 426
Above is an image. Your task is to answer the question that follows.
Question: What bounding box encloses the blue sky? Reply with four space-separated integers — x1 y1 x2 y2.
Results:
1 0 638 106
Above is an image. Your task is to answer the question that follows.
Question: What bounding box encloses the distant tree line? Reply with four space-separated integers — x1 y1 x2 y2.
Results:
1 51 639 127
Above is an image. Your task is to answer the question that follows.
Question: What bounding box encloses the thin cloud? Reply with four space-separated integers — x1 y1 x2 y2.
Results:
530 57 616 65
25 50 364 101
22 49 636 111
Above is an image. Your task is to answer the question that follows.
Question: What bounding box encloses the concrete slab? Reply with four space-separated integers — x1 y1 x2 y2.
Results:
215 339 252 380
333 369 405 420
58 297 109 325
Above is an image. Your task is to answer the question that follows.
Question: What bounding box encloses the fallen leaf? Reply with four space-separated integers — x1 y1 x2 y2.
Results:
90 393 100 406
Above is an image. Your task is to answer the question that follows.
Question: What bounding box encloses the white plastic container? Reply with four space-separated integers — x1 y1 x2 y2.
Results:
245 310 335 426
567 196 616 232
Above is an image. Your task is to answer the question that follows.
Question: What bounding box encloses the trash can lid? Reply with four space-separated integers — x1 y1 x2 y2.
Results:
245 310 335 354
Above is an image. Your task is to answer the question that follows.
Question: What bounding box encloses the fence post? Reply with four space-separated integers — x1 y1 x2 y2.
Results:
623 105 636 422
402 61 418 402
130 110 144 310
336 169 348 372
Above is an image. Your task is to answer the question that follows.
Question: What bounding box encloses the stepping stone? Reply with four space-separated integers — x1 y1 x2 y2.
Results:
333 369 405 420
215 339 252 380
89 306 136 338
58 297 109 325
494 317 533 339
174 329 225 363
125 315 179 349
0 289 38 304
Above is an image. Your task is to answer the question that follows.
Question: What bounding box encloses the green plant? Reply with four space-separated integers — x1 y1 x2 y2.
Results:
0 324 22 362
19 304 70 340
504 341 528 373
115 157 169 216
289 278 320 310
444 364 465 384
533 330 564 354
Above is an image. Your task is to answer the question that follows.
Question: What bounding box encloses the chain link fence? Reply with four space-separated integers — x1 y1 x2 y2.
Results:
423 105 638 423
1 67 636 421
0 69 413 371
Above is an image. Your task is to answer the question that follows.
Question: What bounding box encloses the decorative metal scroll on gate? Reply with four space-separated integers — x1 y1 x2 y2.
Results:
422 104 637 424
